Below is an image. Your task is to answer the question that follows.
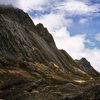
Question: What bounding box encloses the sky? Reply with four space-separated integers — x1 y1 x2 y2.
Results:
0 0 100 72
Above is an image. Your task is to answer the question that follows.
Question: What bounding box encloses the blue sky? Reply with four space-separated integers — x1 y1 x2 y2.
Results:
69 16 100 48
0 0 100 72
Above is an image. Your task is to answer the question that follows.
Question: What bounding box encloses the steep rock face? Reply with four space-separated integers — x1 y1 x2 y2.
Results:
0 6 100 100
75 58 99 76
35 23 56 46
0 6 88 73
0 6 66 70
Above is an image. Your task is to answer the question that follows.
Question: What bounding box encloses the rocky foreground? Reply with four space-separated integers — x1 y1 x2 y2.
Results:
0 6 100 100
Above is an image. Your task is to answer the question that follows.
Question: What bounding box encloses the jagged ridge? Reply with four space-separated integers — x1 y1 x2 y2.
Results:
0 6 100 100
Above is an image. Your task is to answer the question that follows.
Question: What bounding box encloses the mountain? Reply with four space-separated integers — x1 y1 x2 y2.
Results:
75 57 99 77
0 5 100 100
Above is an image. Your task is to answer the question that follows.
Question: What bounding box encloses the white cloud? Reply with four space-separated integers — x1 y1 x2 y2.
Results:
56 1 100 16
0 0 48 12
86 39 95 46
0 0 100 16
18 0 47 12
95 33 100 41
79 18 88 24
0 0 19 7
33 12 73 32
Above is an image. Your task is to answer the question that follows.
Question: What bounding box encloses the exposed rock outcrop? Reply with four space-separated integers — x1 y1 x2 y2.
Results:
0 6 100 100
75 58 99 77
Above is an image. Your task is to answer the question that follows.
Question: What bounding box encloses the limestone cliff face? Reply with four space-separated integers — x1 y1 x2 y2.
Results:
0 6 100 100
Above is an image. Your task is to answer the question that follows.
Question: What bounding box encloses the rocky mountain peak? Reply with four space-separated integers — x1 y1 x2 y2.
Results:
0 5 99 76
80 57 91 67
75 57 99 76
0 6 100 100
36 23 56 46
0 5 35 30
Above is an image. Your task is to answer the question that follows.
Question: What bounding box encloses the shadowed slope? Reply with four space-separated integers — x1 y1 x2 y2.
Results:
0 6 100 100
